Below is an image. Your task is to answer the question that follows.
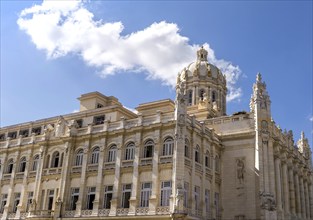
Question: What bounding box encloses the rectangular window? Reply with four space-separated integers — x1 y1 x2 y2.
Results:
121 184 132 208
20 129 29 137
87 187 96 210
184 182 189 208
70 188 79 210
96 103 104 108
8 131 17 139
75 119 83 128
32 127 41 135
205 156 209 167
13 193 21 213
215 192 219 217
140 182 151 207
103 185 113 209
47 190 54 210
194 186 200 210
0 194 8 213
0 134 5 141
94 115 105 125
26 192 34 211
205 189 210 214
160 181 171 206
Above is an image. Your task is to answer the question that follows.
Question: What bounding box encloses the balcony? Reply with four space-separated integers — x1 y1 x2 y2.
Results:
29 210 54 218
140 158 152 166
29 171 37 178
98 209 110 216
87 164 98 172
159 155 172 164
116 208 129 216
135 207 149 215
104 162 115 169
121 160 133 168
195 163 203 173
184 158 191 167
81 209 92 216
156 206 170 215
64 210 75 217
71 166 82 173
15 172 25 179
42 168 62 175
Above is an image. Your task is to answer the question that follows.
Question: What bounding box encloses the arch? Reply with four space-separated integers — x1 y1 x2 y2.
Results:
212 90 216 102
51 151 60 168
6 158 14 174
143 139 154 158
32 155 40 171
74 149 83 166
108 145 117 162
163 137 174 156
18 157 27 172
90 146 100 164
125 142 135 160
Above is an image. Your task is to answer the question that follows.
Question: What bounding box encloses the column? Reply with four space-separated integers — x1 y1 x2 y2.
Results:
309 183 313 219
288 167 296 215
129 137 141 215
274 157 282 213
33 146 45 213
92 139 106 216
282 162 290 215
109 140 122 216
294 172 301 218
304 180 310 219
299 176 306 218
192 87 196 105
75 142 89 217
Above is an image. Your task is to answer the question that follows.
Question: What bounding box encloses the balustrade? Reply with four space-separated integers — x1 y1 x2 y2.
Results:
140 158 152 166
159 155 172 164
116 208 129 215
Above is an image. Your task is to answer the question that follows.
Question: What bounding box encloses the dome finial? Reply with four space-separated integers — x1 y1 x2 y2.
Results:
197 46 208 61
256 72 262 82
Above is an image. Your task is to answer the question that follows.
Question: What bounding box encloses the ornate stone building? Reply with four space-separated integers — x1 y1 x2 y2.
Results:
0 47 312 220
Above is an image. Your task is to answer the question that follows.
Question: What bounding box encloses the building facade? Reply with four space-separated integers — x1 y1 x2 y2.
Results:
0 47 312 220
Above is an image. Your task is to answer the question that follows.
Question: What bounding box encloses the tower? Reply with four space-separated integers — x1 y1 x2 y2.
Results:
177 46 227 120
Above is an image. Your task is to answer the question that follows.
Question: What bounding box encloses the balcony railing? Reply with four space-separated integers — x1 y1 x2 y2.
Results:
81 209 92 216
64 210 75 217
98 209 110 216
29 171 37 178
116 208 129 216
87 164 98 171
184 158 191 167
104 162 115 169
15 172 25 179
121 160 133 168
135 207 149 215
43 168 62 175
195 163 203 173
71 166 82 173
140 158 152 166
156 206 170 215
29 210 54 217
3 173 12 180
159 155 172 164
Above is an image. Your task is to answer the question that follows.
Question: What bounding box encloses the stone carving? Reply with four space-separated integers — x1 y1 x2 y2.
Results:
55 116 68 137
259 191 276 211
213 101 218 111
236 158 245 184
29 199 37 211
174 183 184 213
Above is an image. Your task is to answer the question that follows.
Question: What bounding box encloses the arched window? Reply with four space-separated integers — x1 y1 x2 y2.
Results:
19 157 27 172
143 140 154 158
212 91 216 102
205 151 210 167
195 145 200 163
125 142 135 160
108 145 117 162
32 155 39 171
215 155 220 172
51 151 60 168
188 90 193 105
199 89 205 101
6 159 14 174
45 155 50 168
91 147 100 164
184 139 190 158
163 137 174 156
75 149 83 166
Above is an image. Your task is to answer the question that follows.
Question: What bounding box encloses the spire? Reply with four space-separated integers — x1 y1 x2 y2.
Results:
256 72 262 82
197 46 208 61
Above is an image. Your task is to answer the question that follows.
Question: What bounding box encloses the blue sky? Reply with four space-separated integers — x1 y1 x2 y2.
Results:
1 1 312 147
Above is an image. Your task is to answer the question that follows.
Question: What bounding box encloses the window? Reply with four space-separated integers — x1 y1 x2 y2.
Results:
140 182 151 207
143 140 154 158
215 192 219 217
215 156 220 172
195 145 200 163
86 187 96 210
194 186 200 210
6 159 14 174
20 129 29 137
205 151 210 167
70 188 79 210
94 115 105 125
32 127 41 135
0 134 5 141
96 103 104 108
0 194 7 213
26 192 33 211
19 157 27 172
184 139 190 158
91 147 99 164
212 91 216 102
184 182 189 208
8 131 17 139
188 90 193 105
108 145 117 162
163 137 174 156
125 142 135 160
75 149 83 166
103 186 113 209
75 119 83 128
160 181 171 206
47 190 54 210
51 152 60 168
13 193 21 212
32 155 39 171
121 184 132 208
205 189 210 214
199 89 205 101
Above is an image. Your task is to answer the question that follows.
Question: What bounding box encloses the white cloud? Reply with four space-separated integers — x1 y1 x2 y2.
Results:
17 0 242 102
310 116 313 122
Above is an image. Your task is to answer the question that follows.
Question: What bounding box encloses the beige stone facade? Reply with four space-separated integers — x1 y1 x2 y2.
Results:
0 48 312 220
